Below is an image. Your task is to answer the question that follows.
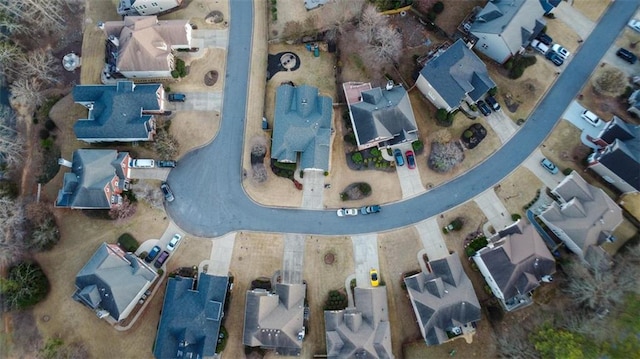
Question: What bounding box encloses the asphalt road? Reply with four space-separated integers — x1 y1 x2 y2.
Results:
167 0 639 238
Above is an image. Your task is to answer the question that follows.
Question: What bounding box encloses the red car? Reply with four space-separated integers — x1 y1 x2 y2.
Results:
405 150 416 169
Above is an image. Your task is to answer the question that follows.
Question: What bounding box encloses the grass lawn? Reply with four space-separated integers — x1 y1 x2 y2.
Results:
494 167 544 218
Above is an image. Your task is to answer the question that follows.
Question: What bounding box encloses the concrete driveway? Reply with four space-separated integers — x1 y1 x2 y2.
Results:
129 167 170 180
201 232 236 276
282 233 305 284
301 169 325 209
561 100 604 148
601 46 640 78
522 148 566 189
167 92 222 112
415 217 448 261
351 234 380 288
473 189 512 232
482 109 518 144
192 29 229 49
552 1 596 40
395 143 423 198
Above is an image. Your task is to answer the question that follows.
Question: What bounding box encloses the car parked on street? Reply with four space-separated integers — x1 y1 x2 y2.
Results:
168 93 186 102
405 150 416 169
485 95 501 111
145 245 161 263
158 160 177 168
535 32 553 45
337 208 358 217
370 268 379 287
393 149 404 166
477 100 491 116
616 48 637 64
160 182 175 202
540 158 559 174
545 51 564 66
551 44 570 60
360 205 381 215
167 234 182 251
154 251 170 268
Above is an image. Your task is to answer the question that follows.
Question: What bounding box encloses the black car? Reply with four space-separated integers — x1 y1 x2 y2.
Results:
168 93 186 102
616 48 637 64
477 100 491 116
485 95 501 111
158 160 177 168
545 51 564 66
535 32 553 45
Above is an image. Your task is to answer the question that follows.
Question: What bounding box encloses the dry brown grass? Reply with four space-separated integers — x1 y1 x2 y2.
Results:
540 119 588 174
494 167 544 218
572 0 612 22
162 0 229 30
80 0 120 84
174 48 227 93
169 111 220 158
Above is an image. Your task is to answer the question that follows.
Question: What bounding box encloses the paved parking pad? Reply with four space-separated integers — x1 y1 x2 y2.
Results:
169 92 222 112
474 189 512 232
395 143 424 198
522 148 566 189
351 234 379 288
415 217 449 261
282 233 305 284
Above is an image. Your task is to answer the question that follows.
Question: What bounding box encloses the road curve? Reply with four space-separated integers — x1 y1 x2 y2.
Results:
167 0 638 238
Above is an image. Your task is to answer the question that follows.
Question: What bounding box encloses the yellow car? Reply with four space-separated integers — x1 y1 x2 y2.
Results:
370 269 379 287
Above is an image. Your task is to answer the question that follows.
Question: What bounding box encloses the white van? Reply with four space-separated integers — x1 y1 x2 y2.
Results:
580 110 602 127
129 159 155 168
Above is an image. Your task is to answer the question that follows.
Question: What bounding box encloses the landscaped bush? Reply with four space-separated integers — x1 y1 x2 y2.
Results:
426 11 436 22
44 119 57 131
509 55 537 79
324 290 348 310
511 213 522 221
488 87 498 96
465 236 488 257
370 147 381 156
432 1 444 14
343 133 357 146
562 168 573 176
412 140 424 152
171 59 187 78
357 182 371 196
216 325 229 353
435 109 454 127
351 152 363 164
117 233 139 252
436 108 448 122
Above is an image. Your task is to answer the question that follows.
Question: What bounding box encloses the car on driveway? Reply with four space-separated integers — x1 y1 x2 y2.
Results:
616 48 637 64
551 44 570 60
167 234 182 251
485 95 501 111
168 93 186 102
370 269 379 287
531 39 549 54
393 149 404 166
158 160 177 168
337 208 358 217
581 110 602 127
628 19 640 32
160 182 175 202
535 32 553 45
405 150 416 169
545 51 564 66
360 205 381 215
540 158 559 174
145 245 161 263
154 251 170 268
477 100 491 116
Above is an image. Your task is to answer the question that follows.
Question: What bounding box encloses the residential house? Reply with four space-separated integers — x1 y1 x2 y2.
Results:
55 149 131 209
469 0 560 64
243 283 307 356
117 0 183 16
538 172 623 267
473 221 556 312
404 253 481 346
154 273 229 359
72 242 158 323
103 16 191 79
628 89 640 117
343 81 418 150
415 39 496 112
73 81 164 143
271 84 333 171
324 287 394 358
588 116 640 194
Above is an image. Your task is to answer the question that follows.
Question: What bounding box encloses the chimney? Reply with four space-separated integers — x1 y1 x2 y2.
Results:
58 158 73 168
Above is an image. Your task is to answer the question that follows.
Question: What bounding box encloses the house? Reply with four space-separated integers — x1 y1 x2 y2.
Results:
473 221 556 312
243 283 307 356
538 172 623 267
73 81 164 143
72 243 158 323
343 81 418 150
154 273 229 359
469 0 560 64
103 16 191 79
628 89 640 117
404 253 481 346
588 116 640 194
324 287 394 358
271 84 333 171
415 39 496 112
117 0 183 16
55 149 131 209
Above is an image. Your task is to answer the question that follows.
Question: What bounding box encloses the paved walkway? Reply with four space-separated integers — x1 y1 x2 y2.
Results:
415 217 449 260
473 189 512 232
282 233 305 284
522 148 566 189
351 234 379 288
201 232 236 276
301 169 325 209
553 2 596 40
484 110 518 144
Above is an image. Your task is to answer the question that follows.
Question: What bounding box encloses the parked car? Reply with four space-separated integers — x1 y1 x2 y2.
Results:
370 268 379 287
581 110 602 127
168 93 186 102
393 149 404 166
360 205 381 215
477 100 491 116
540 158 559 174
158 160 177 168
337 208 358 217
551 44 570 60
154 251 170 268
535 32 553 45
145 245 161 263
545 51 564 66
405 150 416 169
167 234 182 251
628 19 640 32
531 39 549 54
485 95 501 111
616 48 637 64
160 182 175 202
129 159 155 168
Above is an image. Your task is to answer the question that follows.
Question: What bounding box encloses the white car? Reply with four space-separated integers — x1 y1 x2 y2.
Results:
167 234 182 251
551 44 570 60
531 39 549 54
337 208 358 217
628 19 640 32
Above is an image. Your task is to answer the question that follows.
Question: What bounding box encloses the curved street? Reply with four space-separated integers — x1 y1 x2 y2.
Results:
167 0 638 238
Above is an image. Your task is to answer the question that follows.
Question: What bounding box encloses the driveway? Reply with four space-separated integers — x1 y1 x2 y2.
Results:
282 233 305 284
482 110 518 144
522 148 566 189
601 46 640 78
553 1 596 40
201 232 236 276
192 29 229 49
473 189 512 232
351 234 380 288
395 143 423 198
129 167 170 180
561 100 604 148
414 217 448 261
301 169 325 209
167 92 222 111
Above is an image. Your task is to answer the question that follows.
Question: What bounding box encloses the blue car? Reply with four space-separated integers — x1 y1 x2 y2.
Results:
145 246 161 263
545 51 564 66
393 149 404 166
540 158 559 174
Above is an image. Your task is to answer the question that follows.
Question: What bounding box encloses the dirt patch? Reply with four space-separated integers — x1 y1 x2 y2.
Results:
204 70 219 86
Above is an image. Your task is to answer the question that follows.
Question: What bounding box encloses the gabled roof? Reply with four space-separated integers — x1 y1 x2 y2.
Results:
346 83 418 147
596 116 636 145
404 253 481 346
103 16 191 73
593 117 640 191
56 149 129 209
153 274 229 359
73 243 157 321
478 222 556 300
73 81 161 141
540 172 623 258
419 40 496 109
324 287 393 359
243 283 306 356
271 84 333 171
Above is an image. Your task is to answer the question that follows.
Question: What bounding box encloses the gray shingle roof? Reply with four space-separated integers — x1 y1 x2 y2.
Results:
419 40 495 109
153 274 229 359
404 253 481 346
72 243 157 321
243 283 306 355
73 81 161 142
324 287 393 359
348 85 418 147
593 117 640 191
56 149 129 209
271 84 333 171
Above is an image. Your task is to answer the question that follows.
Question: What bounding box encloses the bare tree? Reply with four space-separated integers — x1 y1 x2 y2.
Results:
357 5 387 44
592 67 627 97
0 42 24 77
366 25 402 64
495 326 540 359
0 0 67 32
153 129 179 160
322 0 365 33
0 11 28 38
22 49 58 85
563 263 624 314
28 218 59 252
0 106 23 168
108 198 137 222
9 77 45 106
0 196 26 267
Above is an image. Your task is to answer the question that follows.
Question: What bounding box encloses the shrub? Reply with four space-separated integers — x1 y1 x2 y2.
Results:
357 182 371 195
511 213 522 221
40 138 54 150
468 236 488 252
436 108 448 121
117 233 139 252
370 147 381 156
509 64 525 79
216 325 229 353
44 119 57 131
139 251 148 259
39 129 50 139
343 133 356 146
426 11 436 22
488 87 498 96
351 152 363 164
299 170 304 178
174 58 187 77
463 130 473 139
412 140 424 152
0 180 19 199
432 1 444 14
274 161 296 171
562 168 573 176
